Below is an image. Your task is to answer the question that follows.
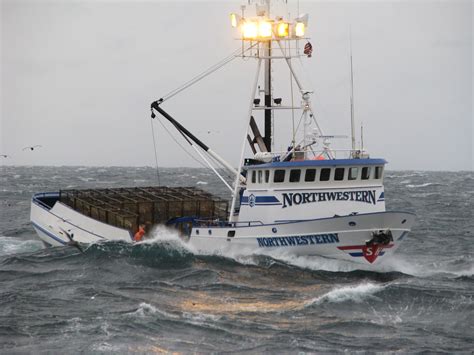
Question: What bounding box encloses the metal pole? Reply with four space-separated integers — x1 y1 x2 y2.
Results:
229 59 263 223
350 33 356 155
264 0 272 152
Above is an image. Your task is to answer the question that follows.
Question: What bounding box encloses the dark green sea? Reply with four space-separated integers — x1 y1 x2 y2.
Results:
0 166 472 353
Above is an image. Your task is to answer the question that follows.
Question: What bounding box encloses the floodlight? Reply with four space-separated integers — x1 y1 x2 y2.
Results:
295 22 305 37
230 13 241 28
258 21 272 38
242 21 258 39
276 22 289 37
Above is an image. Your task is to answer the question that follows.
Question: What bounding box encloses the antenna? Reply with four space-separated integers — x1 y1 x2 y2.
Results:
361 121 364 152
349 29 356 156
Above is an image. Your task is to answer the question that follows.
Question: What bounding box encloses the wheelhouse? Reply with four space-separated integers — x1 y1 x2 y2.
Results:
245 158 386 190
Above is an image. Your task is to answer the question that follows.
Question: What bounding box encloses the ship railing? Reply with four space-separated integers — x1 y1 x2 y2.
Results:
250 148 369 163
193 218 264 228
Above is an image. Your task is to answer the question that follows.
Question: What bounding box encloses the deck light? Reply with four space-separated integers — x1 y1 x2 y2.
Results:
276 22 289 37
230 13 241 28
294 14 308 38
295 22 305 37
258 21 272 38
242 21 258 39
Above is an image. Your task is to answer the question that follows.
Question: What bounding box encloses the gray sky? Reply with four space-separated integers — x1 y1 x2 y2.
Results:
1 0 472 170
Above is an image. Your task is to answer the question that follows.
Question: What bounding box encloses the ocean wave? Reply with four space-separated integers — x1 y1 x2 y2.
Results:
127 302 178 320
0 236 44 257
406 182 440 188
306 283 386 306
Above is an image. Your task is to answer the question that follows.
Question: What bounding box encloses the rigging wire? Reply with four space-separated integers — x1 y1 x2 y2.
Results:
290 58 296 152
157 118 235 182
159 43 258 104
149 44 258 191
149 115 161 185
154 118 208 169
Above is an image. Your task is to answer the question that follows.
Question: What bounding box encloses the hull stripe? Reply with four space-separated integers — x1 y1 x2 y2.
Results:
32 221 67 245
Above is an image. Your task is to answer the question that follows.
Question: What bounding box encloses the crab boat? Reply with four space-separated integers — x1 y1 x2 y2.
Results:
30 0 414 264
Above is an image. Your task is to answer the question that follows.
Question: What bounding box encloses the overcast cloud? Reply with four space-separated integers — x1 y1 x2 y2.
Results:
1 0 472 171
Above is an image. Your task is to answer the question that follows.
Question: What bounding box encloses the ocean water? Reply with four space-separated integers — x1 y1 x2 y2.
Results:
0 166 472 353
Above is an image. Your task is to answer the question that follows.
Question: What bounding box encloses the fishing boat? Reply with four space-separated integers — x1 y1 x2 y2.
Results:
30 0 414 264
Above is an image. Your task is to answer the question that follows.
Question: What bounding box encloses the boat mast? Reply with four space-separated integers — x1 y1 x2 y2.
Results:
263 0 272 152
349 33 356 156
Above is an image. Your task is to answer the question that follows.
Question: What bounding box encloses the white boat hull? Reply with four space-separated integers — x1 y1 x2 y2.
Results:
31 193 414 264
187 211 414 264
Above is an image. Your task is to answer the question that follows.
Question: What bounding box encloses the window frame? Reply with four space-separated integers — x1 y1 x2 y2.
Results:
334 167 345 181
320 168 331 181
274 169 286 183
374 166 383 179
348 167 359 180
305 168 316 182
361 167 371 180
289 169 301 183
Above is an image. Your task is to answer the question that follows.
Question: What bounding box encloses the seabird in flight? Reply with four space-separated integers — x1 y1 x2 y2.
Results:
23 145 42 151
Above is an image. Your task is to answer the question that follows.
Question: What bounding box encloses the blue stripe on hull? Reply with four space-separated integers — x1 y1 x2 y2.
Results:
32 221 67 245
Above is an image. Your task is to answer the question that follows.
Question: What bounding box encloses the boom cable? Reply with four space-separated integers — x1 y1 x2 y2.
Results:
158 43 258 104
149 115 161 185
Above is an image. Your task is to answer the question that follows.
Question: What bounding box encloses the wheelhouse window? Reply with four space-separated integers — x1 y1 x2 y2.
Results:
374 166 383 179
320 168 331 181
251 170 256 183
289 169 301 182
265 170 270 183
334 168 345 181
348 167 358 180
305 169 316 182
258 170 262 183
361 167 371 180
274 169 285 183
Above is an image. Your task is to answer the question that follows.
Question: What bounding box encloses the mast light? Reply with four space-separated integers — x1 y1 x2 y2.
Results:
258 21 273 38
295 22 305 37
232 12 309 40
230 13 241 28
277 22 289 37
294 13 309 37
242 21 258 39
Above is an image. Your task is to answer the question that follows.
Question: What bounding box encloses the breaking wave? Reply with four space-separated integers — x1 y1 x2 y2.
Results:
306 283 386 306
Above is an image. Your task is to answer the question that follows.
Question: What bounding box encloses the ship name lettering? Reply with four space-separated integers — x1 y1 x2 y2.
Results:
282 190 376 208
257 233 339 248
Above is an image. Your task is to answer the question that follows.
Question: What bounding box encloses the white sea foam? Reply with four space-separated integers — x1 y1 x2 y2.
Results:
128 302 178 320
407 182 437 188
196 181 208 185
306 283 386 306
0 236 44 256
379 255 474 278
140 225 197 253
136 227 473 278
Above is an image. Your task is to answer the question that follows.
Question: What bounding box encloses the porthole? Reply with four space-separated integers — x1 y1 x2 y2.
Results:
196 229 200 235
272 227 277 233
349 221 356 227
208 229 212 235
401 219 407 224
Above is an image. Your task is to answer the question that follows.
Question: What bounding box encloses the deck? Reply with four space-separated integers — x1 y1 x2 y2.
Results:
59 186 229 233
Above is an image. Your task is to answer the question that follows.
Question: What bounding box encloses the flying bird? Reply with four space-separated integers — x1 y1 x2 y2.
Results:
0 155 7 158
23 145 42 151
